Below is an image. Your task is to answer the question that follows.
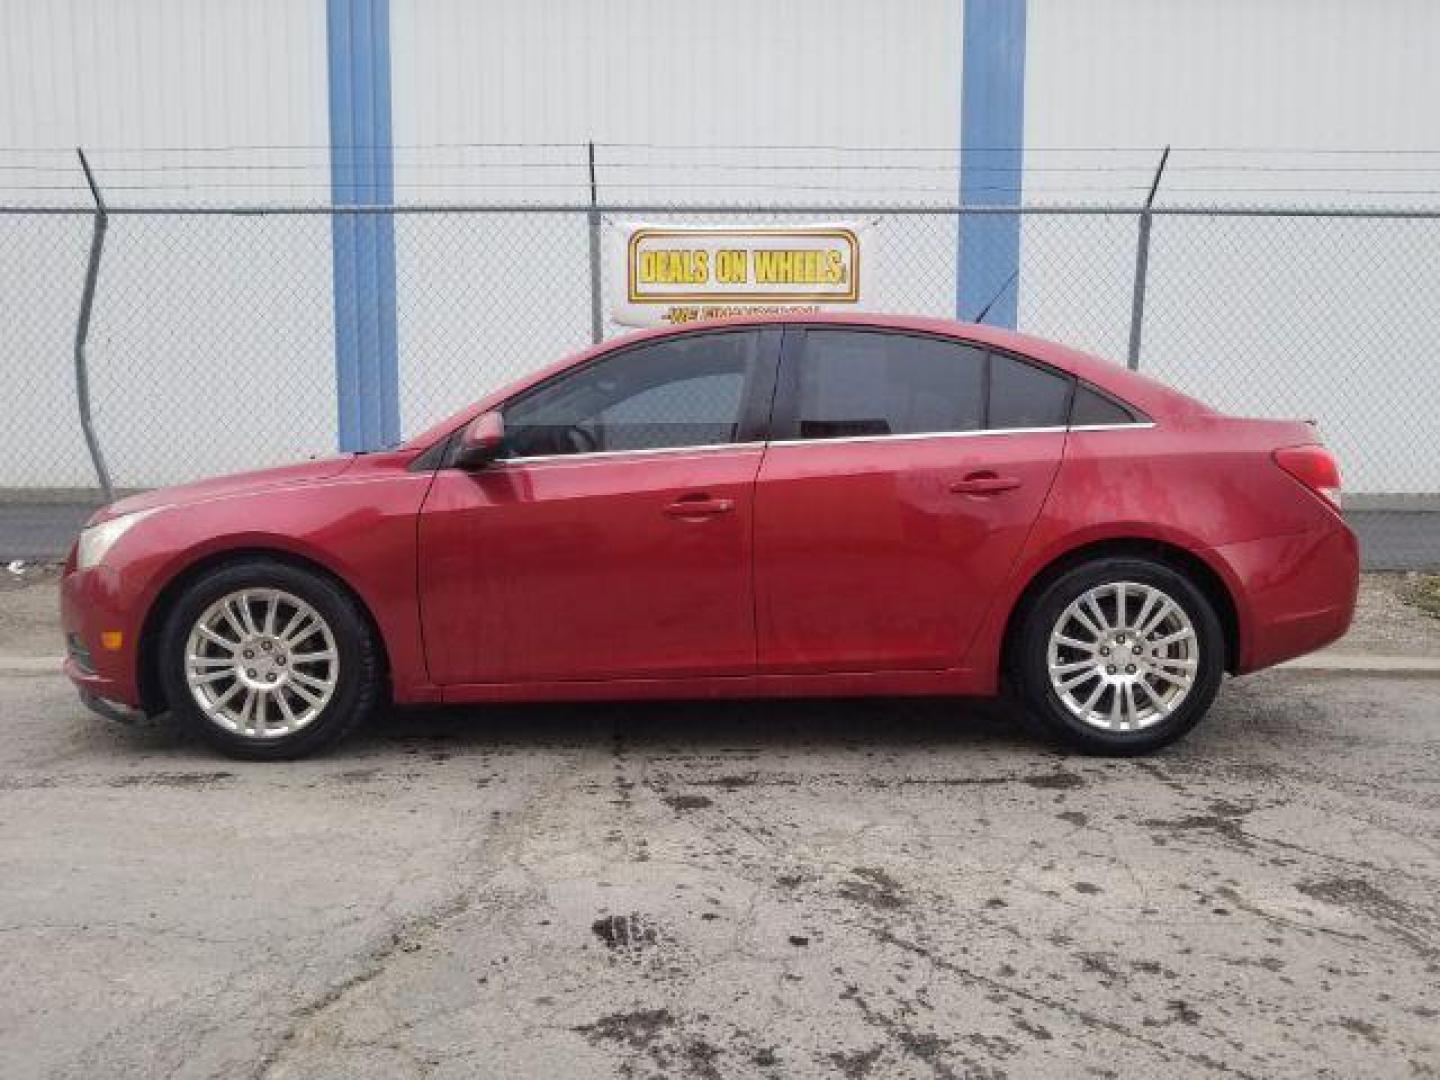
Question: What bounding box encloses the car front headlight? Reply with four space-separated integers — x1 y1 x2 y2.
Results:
76 510 157 570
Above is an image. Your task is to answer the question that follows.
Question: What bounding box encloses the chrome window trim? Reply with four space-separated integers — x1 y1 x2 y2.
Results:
493 421 1156 465
766 426 1068 448
496 442 755 467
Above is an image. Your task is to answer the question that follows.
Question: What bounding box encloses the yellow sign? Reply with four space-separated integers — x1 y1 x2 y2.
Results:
611 223 867 327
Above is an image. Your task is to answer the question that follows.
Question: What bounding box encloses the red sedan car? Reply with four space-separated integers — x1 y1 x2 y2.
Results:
61 314 1357 760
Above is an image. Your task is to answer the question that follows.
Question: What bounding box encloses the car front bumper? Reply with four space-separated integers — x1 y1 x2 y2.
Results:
60 556 146 712
74 683 147 724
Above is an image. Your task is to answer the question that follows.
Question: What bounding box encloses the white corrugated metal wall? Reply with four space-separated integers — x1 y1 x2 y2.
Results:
1 0 1437 492
1021 0 1440 495
1 0 336 488
387 0 964 435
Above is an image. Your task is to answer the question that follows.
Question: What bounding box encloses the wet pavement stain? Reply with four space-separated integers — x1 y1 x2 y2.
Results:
692 772 799 790
1078 952 1124 984
1298 876 1396 911
1297 876 1437 958
1012 1017 1053 1042
333 768 381 784
1142 999 1201 1027
839 985 978 1080
106 771 234 788
828 1045 885 1078
1337 1017 1384 1046
839 867 907 911
574 1007 675 1050
684 1038 724 1080
1022 770 1085 790
591 913 659 959
664 793 714 812
1142 798 1257 848
574 1007 773 1079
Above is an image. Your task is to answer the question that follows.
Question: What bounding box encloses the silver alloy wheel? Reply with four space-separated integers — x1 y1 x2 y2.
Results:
184 588 339 738
1046 581 1198 732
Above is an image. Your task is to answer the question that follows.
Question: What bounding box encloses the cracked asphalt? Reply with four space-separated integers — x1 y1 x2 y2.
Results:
2 658 1438 1079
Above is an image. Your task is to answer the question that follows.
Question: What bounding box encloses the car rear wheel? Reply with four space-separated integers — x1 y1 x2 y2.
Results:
1015 557 1224 754
158 559 382 760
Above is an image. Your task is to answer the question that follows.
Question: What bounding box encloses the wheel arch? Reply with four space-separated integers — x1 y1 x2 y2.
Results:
998 536 1242 681
135 547 392 715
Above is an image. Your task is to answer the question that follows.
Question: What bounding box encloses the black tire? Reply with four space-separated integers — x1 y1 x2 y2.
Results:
158 558 383 760
1014 557 1224 755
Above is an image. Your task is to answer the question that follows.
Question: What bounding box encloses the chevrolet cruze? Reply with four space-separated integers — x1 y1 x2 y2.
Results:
61 314 1358 759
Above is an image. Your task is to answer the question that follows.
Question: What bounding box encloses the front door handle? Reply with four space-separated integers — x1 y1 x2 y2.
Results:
664 496 735 517
950 473 1022 496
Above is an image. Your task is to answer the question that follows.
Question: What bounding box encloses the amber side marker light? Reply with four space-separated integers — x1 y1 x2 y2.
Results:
1273 444 1343 511
100 631 124 651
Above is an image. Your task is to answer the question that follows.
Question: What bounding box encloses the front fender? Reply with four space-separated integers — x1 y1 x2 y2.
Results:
74 455 439 707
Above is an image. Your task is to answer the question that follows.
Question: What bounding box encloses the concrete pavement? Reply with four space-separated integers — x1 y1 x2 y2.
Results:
1 665 1438 1078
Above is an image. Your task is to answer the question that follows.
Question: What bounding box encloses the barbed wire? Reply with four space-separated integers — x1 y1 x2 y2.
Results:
6 143 1440 203
12 160 1440 175
6 140 1440 155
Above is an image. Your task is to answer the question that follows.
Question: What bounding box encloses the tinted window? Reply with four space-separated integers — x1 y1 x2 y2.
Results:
1070 384 1138 427
797 330 985 439
988 353 1072 429
502 332 759 457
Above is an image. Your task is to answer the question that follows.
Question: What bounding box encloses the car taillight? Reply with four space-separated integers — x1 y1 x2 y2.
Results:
1273 444 1342 511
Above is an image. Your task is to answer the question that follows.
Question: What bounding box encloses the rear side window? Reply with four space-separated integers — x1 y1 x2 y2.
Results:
988 353 1072 429
796 330 986 439
1071 384 1140 427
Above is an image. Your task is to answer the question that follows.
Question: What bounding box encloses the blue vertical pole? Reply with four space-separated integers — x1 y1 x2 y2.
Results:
957 0 1027 327
327 0 399 450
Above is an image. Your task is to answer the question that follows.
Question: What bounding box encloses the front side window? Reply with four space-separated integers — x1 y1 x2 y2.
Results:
796 330 987 439
502 331 761 458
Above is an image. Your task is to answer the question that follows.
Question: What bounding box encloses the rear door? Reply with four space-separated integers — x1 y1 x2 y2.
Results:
754 327 1070 674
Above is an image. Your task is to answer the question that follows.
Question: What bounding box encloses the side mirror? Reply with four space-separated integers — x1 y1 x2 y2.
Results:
454 411 506 469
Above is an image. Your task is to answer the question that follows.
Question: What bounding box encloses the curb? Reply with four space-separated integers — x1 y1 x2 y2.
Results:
0 656 65 675
1276 653 1440 676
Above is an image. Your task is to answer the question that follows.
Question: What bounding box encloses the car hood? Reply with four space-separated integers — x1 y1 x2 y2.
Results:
88 455 357 525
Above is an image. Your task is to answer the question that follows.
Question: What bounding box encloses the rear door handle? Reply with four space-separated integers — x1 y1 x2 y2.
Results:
949 473 1022 495
664 496 735 517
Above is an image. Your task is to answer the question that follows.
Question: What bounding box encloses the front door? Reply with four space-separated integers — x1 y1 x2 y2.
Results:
755 327 1070 673
419 328 780 686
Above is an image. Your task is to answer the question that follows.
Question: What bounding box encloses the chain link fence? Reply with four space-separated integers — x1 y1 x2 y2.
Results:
2 198 1438 567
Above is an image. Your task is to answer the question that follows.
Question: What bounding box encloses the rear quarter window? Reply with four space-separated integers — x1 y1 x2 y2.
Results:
1070 384 1142 427
988 353 1072 429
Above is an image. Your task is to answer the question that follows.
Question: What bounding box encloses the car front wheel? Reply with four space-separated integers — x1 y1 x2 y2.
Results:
1015 557 1225 754
158 559 382 760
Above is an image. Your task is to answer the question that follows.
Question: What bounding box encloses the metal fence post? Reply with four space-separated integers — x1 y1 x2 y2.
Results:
1126 145 1170 371
73 147 114 501
586 141 604 344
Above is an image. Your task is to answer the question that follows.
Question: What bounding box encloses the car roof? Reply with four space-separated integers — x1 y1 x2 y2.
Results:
403 312 1212 449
